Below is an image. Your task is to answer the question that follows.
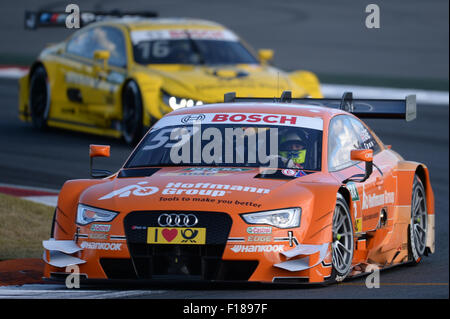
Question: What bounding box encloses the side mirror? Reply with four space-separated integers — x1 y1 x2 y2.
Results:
89 144 112 178
258 49 274 64
343 149 373 184
350 149 373 162
93 50 110 69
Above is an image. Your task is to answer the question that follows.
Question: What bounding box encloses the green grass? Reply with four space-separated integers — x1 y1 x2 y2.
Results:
0 193 54 260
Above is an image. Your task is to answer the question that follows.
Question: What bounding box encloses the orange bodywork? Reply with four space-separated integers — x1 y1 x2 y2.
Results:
43 103 435 284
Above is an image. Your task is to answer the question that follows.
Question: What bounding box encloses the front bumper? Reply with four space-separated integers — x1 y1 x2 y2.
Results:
43 211 332 283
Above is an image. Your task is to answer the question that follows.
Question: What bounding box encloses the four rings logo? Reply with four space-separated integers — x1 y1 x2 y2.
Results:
181 114 206 124
157 213 199 227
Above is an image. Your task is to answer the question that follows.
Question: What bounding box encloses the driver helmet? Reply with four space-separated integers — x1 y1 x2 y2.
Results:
279 132 307 166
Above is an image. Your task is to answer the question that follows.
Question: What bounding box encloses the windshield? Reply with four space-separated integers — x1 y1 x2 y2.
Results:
131 29 259 65
125 112 323 171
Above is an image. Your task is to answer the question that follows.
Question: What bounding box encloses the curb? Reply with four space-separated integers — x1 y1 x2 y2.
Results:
0 183 59 207
0 259 46 286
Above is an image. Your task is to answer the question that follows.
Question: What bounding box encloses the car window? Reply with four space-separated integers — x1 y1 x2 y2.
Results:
66 26 127 68
66 28 96 59
125 113 323 171
348 117 381 154
94 26 127 68
131 29 258 65
328 115 361 171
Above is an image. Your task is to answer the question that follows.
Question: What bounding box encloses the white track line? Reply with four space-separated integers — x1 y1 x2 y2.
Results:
0 287 168 299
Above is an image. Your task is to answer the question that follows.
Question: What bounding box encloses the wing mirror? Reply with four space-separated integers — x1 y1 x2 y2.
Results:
258 49 274 64
89 144 112 178
343 149 373 184
93 50 110 69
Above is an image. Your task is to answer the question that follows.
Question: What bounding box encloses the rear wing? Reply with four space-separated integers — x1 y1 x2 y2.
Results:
224 91 417 121
24 10 158 30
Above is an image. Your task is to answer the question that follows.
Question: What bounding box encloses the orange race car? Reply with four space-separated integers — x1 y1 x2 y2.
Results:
42 92 435 284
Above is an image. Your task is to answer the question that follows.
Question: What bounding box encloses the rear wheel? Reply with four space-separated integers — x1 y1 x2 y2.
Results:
121 81 143 145
408 176 427 264
29 66 50 129
331 193 354 281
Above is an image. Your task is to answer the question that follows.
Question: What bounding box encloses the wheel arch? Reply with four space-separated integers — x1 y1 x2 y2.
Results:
396 161 435 255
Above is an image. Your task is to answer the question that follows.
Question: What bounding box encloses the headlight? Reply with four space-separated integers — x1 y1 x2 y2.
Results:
240 208 301 229
162 91 203 110
76 204 118 226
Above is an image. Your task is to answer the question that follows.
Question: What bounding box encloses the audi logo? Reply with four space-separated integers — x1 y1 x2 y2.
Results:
157 213 199 227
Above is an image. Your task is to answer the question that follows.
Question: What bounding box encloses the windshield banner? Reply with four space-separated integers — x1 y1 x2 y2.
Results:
152 112 324 131
131 29 239 44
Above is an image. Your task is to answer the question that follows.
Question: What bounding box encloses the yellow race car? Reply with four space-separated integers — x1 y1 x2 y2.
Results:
19 12 322 144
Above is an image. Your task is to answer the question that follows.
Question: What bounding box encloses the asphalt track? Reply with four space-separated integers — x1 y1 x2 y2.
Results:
0 78 448 299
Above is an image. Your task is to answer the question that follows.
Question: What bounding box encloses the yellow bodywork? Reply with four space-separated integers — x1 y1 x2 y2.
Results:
18 18 322 139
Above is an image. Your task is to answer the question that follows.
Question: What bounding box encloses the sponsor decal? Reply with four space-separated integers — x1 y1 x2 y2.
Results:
99 182 159 200
131 225 147 230
80 242 122 251
154 112 324 131
281 169 296 177
347 182 360 201
90 224 111 232
230 244 284 253
362 189 395 210
181 114 206 124
147 227 206 245
281 169 308 177
247 226 272 234
363 212 379 221
161 182 270 197
130 29 239 44
89 233 108 240
355 218 363 233
99 181 270 200
247 235 272 242
163 167 251 177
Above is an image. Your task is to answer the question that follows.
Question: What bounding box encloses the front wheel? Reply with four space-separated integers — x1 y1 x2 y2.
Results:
331 193 354 281
121 81 143 145
408 176 428 264
29 66 50 129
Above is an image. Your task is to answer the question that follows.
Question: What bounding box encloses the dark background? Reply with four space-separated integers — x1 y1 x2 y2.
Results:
0 0 448 89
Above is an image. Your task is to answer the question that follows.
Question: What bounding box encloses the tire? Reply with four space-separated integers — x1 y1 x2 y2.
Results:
29 66 50 129
408 176 428 264
50 209 56 238
121 81 143 145
331 193 354 281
